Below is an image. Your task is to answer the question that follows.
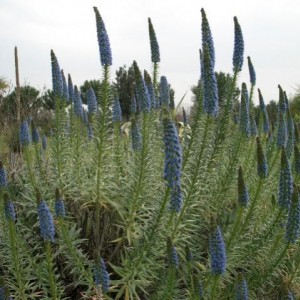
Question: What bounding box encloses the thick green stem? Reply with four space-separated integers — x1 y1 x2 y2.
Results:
171 115 211 238
95 65 110 248
8 220 27 299
45 241 57 299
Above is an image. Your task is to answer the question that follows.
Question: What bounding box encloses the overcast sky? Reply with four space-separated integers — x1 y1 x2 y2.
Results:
1 0 299 107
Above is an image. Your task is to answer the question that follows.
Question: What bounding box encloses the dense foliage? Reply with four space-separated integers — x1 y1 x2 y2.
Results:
0 6 299 300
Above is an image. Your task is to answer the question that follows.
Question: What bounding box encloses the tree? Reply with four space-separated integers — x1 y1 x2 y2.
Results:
0 85 41 125
113 65 135 120
80 80 102 104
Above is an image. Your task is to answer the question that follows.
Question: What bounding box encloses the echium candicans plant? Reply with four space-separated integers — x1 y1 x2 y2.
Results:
20 120 31 147
87 87 98 114
236 273 248 300
131 119 142 151
167 239 179 268
68 74 74 103
133 61 150 113
37 191 55 242
286 110 295 158
247 56 256 86
148 18 160 63
163 119 182 188
160 76 170 108
144 70 156 109
0 161 7 189
61 70 69 102
209 220 227 275
285 187 300 243
239 83 250 136
278 148 293 209
93 256 110 294
258 89 270 133
112 96 122 123
256 137 268 178
50 50 63 98
277 112 287 148
163 118 183 212
199 49 204 82
202 44 218 117
55 189 66 218
93 7 112 66
3 193 16 222
238 166 249 207
73 86 83 118
233 16 244 73
250 114 258 136
201 8 215 67
31 121 40 144
294 145 300 175
278 84 287 113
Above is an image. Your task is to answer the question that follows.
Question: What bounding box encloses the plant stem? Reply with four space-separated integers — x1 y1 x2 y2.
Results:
45 241 57 299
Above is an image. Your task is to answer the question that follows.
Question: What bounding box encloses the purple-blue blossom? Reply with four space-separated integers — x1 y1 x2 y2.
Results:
93 7 112 66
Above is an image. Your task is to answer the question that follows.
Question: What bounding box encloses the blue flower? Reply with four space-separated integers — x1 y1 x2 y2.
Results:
236 274 248 300
285 188 300 244
20 120 31 146
238 166 249 207
201 8 215 67
167 239 179 268
0 161 7 189
256 137 268 178
37 198 55 242
88 123 94 140
286 111 295 159
278 148 293 209
0 287 4 300
73 86 83 118
131 95 137 114
55 190 66 218
209 224 227 275
144 70 156 109
258 89 266 112
93 7 112 66
199 49 204 82
131 119 142 152
247 56 256 86
87 87 98 114
203 44 218 117
277 112 287 148
50 50 63 98
68 74 74 103
133 62 150 113
148 18 160 63
278 85 287 113
160 76 170 108
42 134 47 150
4 194 16 222
163 119 182 188
295 145 300 175
61 69 69 102
233 16 244 73
239 83 250 136
250 115 258 137
112 96 122 123
31 122 40 144
93 257 110 294
170 184 183 213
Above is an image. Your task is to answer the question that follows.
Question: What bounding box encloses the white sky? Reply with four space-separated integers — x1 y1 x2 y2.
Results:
0 0 300 107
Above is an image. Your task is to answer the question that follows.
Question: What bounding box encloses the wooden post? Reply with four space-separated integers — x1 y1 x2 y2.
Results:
14 46 21 123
